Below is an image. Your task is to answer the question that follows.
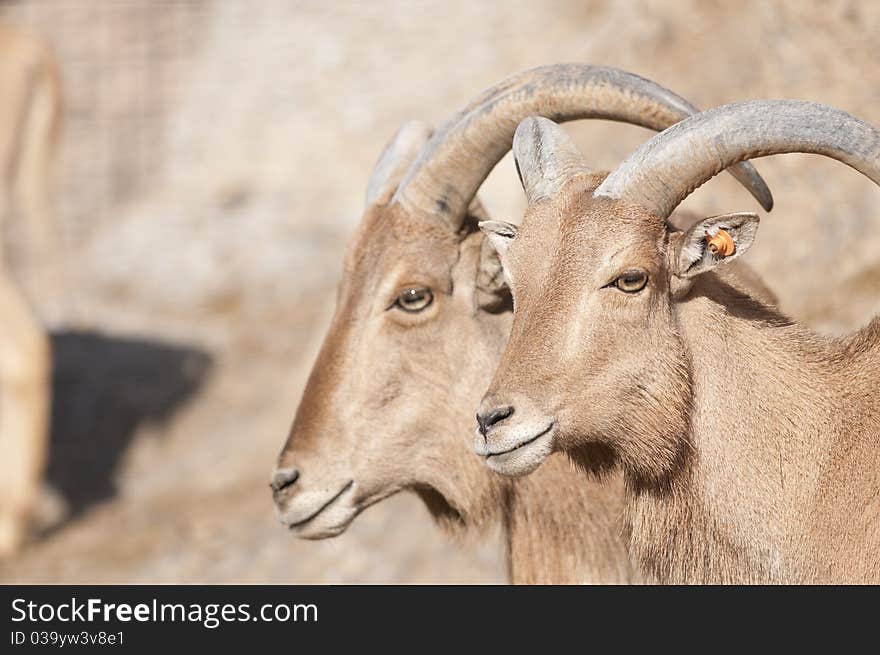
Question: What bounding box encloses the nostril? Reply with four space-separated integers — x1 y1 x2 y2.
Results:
476 405 514 436
271 467 300 493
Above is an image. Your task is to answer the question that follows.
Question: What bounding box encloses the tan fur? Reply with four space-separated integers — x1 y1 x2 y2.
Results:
0 21 60 557
481 168 880 583
0 21 61 263
272 65 780 582
272 127 777 583
274 203 639 583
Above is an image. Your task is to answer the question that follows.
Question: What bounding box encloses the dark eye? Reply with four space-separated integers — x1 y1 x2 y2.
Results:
614 270 648 293
394 287 434 313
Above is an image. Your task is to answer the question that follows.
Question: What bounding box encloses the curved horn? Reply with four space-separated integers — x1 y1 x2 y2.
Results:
393 64 773 229
513 117 592 203
365 120 433 207
594 100 880 218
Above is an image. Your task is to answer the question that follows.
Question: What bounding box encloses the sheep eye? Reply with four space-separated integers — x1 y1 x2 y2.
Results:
395 287 434 312
614 270 648 293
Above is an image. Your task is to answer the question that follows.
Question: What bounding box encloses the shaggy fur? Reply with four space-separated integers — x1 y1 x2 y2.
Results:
479 119 880 583
272 67 779 582
272 117 776 583
274 189 639 583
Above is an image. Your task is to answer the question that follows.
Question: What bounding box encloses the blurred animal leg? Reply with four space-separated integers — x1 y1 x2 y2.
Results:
0 185 8 270
0 273 50 556
14 62 61 302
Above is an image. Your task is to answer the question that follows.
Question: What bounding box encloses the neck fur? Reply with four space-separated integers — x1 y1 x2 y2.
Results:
419 440 638 583
627 272 880 583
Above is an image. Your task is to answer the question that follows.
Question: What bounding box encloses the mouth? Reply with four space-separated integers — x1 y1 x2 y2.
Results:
485 423 554 457
480 423 556 477
278 480 356 538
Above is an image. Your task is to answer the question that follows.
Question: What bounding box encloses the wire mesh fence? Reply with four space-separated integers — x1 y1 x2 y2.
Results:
1 1 210 244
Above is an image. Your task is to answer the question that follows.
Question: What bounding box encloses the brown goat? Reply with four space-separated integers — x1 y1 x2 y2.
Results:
271 65 775 582
477 105 880 583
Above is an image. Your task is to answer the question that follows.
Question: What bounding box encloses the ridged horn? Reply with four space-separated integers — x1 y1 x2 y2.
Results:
594 100 880 218
392 64 773 230
513 116 592 202
365 120 434 207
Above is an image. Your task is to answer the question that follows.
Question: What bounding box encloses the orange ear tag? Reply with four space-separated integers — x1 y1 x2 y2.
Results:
706 229 736 257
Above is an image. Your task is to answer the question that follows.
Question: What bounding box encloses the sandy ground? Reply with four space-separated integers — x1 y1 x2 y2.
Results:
0 0 878 583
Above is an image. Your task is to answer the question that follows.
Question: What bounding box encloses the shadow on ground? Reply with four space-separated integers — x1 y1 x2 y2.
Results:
44 330 213 525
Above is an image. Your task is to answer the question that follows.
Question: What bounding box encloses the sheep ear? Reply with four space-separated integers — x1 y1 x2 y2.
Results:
475 231 512 311
671 212 760 279
478 220 518 287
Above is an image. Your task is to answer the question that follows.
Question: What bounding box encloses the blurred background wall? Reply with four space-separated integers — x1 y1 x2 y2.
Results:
0 0 877 582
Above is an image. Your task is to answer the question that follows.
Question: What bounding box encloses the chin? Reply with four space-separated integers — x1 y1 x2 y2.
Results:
480 424 556 477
